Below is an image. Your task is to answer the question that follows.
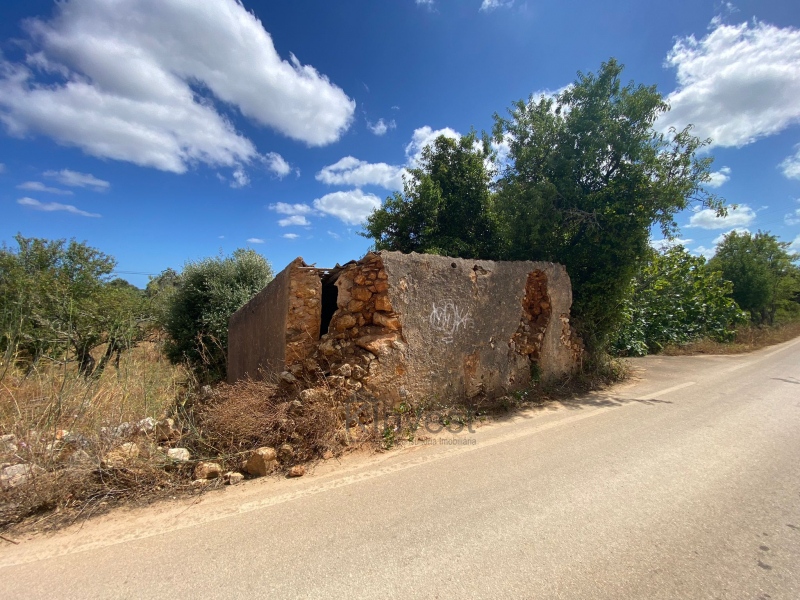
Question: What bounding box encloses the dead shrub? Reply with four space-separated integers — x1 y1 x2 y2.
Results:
191 378 345 465
662 322 800 356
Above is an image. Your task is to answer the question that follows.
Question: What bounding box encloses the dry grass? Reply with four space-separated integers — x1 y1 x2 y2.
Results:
661 322 800 356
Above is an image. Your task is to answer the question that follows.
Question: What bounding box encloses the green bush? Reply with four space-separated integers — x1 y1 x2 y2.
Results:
613 246 747 356
163 249 273 381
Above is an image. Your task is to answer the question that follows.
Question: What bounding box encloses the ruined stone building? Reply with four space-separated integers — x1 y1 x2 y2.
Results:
228 251 583 405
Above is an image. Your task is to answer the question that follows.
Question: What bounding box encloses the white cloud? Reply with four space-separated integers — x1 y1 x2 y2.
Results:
405 126 461 167
391 106 400 111
0 163 5 173
264 152 292 178
327 230 341 240
367 118 396 136
416 0 434 6
785 202 800 225
712 227 750 245
650 237 694 252
17 196 99 217
269 202 314 215
686 204 756 229
780 145 800 180
313 189 381 225
316 156 405 190
790 234 800 255
0 0 354 175
43 169 109 191
218 235 225 239
282 233 299 240
693 245 717 260
480 0 513 11
230 167 250 189
16 181 73 195
278 215 310 227
246 238 265 244
706 166 731 188
660 19 800 148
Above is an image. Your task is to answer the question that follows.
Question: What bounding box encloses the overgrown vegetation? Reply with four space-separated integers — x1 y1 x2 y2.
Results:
613 246 747 356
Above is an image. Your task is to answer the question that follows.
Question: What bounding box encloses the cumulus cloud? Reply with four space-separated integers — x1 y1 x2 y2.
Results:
278 215 310 227
790 234 800 255
780 145 800 180
230 167 250 189
693 245 717 260
405 126 461 167
712 227 751 245
43 169 109 191
785 202 800 225
264 152 292 178
269 202 314 215
686 204 756 229
660 19 800 148
706 166 731 188
17 181 72 195
246 238 265 244
313 189 381 225
282 233 299 240
0 0 354 175
316 156 405 190
17 196 99 217
650 237 694 252
367 118 396 136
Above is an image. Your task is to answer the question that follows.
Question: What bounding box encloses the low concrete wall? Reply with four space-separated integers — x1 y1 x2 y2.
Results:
228 258 306 383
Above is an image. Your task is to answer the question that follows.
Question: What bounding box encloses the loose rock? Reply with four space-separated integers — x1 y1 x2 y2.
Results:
167 448 191 463
155 418 181 442
288 465 306 478
225 472 245 485
277 443 294 463
245 447 277 477
194 461 223 480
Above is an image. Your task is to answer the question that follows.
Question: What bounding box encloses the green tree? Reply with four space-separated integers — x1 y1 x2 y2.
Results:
613 245 746 356
0 234 150 376
709 230 799 324
362 132 497 258
492 59 724 350
163 249 273 381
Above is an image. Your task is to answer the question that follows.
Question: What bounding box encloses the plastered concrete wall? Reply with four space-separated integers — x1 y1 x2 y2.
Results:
227 258 320 383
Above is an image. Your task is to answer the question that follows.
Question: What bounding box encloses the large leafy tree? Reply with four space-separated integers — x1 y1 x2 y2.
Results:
709 230 800 324
163 249 273 381
0 234 150 376
613 246 746 356
362 132 497 259
492 59 724 349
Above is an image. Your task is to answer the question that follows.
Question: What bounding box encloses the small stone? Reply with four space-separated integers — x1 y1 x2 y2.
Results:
245 447 277 477
374 294 392 312
135 417 155 435
322 450 334 460
191 479 209 488
373 279 389 292
194 461 223 480
278 443 294 463
68 449 92 466
1 463 45 490
288 465 305 478
334 314 357 331
1 434 18 455
155 418 181 442
355 333 399 356
167 448 191 462
280 371 298 384
372 312 401 331
327 376 345 387
104 442 140 468
352 287 372 302
200 385 214 399
289 399 303 414
225 472 244 485
347 299 365 312
337 364 352 377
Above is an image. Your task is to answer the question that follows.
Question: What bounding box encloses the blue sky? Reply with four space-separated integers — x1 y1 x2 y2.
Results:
1 0 799 287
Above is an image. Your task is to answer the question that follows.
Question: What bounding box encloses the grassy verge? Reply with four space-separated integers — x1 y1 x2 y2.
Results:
661 322 800 356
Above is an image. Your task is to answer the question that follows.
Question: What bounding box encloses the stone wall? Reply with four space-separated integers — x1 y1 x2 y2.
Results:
229 251 583 401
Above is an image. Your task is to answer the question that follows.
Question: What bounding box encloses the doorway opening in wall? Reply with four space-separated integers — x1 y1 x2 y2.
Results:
319 276 339 338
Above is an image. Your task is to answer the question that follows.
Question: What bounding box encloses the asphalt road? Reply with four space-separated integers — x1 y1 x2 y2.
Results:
2 337 800 599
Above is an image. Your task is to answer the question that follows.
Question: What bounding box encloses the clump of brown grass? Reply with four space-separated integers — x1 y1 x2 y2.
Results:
662 322 800 356
189 377 346 467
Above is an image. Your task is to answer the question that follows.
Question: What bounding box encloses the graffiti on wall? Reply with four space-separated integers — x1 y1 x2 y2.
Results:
428 300 472 343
